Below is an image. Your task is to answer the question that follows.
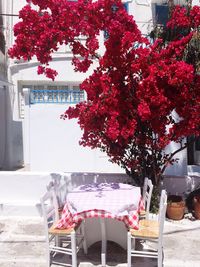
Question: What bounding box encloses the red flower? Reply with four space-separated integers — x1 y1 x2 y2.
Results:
137 101 151 121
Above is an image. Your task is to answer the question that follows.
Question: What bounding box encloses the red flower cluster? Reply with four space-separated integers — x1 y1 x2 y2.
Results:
137 101 151 121
9 0 200 184
167 5 200 29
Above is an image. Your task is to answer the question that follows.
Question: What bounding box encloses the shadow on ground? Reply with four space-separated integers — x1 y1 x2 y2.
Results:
52 240 157 267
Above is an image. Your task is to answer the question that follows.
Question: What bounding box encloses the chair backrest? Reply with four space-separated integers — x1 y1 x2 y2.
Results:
48 173 63 207
158 189 167 247
40 189 59 235
142 177 154 219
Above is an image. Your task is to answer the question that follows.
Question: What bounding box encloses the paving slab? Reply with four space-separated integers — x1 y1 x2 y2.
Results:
0 216 200 267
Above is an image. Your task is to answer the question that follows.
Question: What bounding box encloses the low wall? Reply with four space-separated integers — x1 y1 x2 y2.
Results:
163 175 200 196
1 171 200 216
0 171 131 216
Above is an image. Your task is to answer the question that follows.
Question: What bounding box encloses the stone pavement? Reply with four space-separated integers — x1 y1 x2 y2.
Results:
0 216 200 267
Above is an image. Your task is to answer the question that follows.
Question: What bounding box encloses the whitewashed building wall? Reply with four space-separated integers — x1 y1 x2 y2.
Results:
0 0 26 170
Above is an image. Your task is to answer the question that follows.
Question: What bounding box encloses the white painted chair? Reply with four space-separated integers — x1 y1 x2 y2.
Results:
127 189 167 267
41 189 87 267
47 175 68 217
140 177 154 219
48 173 63 208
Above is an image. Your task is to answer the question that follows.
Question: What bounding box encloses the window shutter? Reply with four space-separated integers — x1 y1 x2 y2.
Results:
155 4 169 26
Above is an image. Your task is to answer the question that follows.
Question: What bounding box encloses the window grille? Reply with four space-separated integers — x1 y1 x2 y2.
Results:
30 88 84 104
20 84 84 109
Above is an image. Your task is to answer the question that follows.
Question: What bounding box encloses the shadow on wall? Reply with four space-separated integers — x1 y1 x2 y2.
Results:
11 120 24 169
163 174 200 197
65 172 131 190
49 172 131 207
2 120 24 170
51 172 200 206
0 85 24 170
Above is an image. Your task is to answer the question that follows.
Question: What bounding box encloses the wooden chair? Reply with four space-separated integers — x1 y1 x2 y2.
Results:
140 177 153 219
41 189 87 267
127 189 167 267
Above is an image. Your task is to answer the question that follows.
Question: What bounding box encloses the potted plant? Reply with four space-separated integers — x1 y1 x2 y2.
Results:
186 188 200 219
167 195 185 220
193 195 200 219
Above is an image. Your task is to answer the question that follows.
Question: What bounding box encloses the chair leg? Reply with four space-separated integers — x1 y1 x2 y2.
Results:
127 231 132 267
100 218 107 266
131 236 135 250
46 240 51 267
158 247 163 267
71 231 77 267
81 222 88 254
55 235 59 247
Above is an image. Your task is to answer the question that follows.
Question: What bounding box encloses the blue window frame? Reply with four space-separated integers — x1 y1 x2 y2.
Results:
123 2 129 12
30 89 84 104
23 85 84 104
155 4 169 26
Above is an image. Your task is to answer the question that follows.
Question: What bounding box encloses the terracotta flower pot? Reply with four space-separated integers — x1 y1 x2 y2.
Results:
166 195 185 220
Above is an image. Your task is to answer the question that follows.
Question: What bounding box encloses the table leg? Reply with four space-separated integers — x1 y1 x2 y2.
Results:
100 218 107 266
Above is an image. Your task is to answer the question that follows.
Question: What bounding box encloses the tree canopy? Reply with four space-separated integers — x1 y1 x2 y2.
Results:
9 0 200 185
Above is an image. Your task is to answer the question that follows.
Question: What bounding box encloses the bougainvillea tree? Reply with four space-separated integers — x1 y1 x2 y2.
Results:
9 0 200 186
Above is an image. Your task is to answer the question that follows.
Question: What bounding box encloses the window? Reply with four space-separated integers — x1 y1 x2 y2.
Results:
195 138 200 151
19 84 85 118
154 4 169 26
187 136 200 165
29 84 84 104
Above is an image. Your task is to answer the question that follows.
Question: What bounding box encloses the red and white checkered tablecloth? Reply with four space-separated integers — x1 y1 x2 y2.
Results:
55 183 144 230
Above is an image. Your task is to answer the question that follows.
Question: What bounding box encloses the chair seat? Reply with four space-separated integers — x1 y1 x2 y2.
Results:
139 219 159 228
49 223 74 235
139 210 146 217
130 219 159 239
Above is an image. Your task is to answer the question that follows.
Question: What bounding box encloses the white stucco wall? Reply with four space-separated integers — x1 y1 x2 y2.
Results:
10 59 124 173
24 98 189 174
28 103 124 173
132 0 153 35
164 141 188 176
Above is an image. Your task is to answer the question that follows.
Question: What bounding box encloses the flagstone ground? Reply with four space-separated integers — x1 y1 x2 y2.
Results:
0 216 200 267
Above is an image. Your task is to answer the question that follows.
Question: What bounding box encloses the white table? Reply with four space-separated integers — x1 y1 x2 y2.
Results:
58 182 142 266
